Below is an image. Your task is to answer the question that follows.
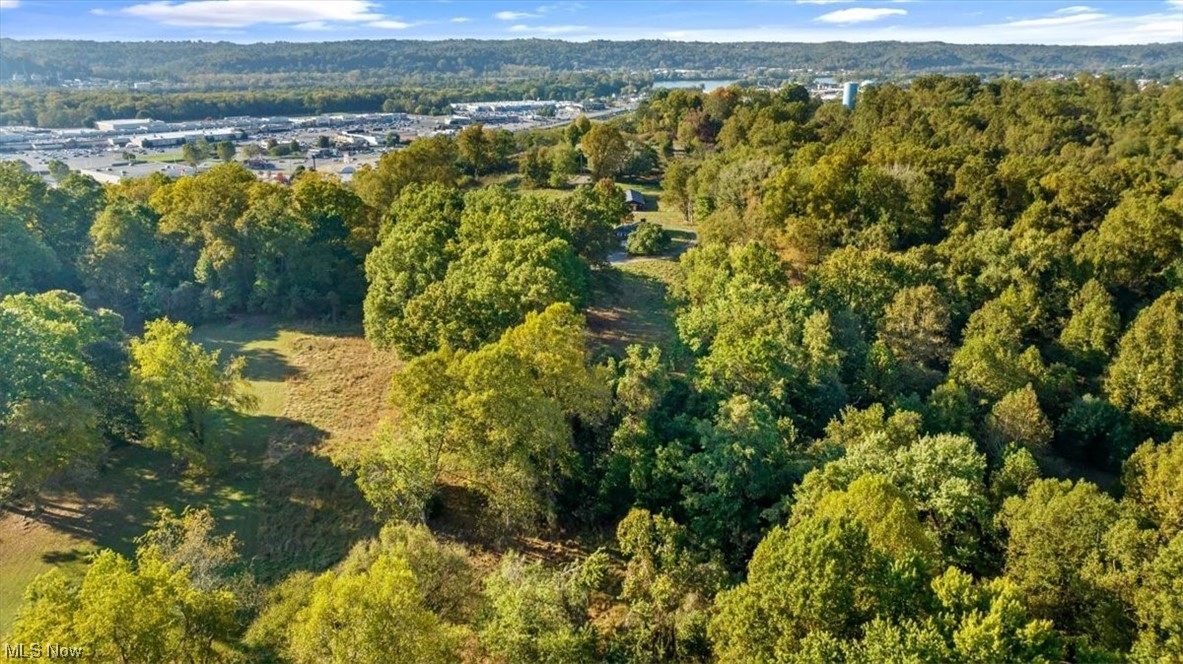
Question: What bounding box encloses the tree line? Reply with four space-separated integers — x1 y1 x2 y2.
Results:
3 38 1180 85
0 73 633 127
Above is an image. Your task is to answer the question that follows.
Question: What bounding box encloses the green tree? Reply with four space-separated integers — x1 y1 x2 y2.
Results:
626 221 671 256
287 554 462 664
82 199 161 316
181 140 205 167
338 522 480 624
1131 533 1183 660
1076 192 1183 296
556 184 625 266
362 184 464 353
608 509 724 663
793 432 991 569
928 568 1064 663
130 318 256 471
520 146 551 187
353 134 460 226
1105 290 1183 430
580 122 628 181
999 478 1129 648
1122 434 1183 541
0 291 125 506
46 159 71 181
1059 279 1121 370
681 395 800 560
662 159 696 223
456 122 495 176
710 516 908 661
478 551 604 664
9 546 241 662
566 114 592 146
879 284 951 368
678 262 845 431
813 474 940 563
0 211 60 296
983 383 1054 455
620 139 659 178
357 303 610 530
215 140 236 162
549 142 580 187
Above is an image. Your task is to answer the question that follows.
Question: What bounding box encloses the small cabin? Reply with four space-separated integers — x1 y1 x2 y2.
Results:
623 189 645 212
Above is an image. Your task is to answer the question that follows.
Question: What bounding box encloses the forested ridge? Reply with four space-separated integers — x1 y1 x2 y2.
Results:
4 38 1182 83
5 38 1181 127
2 74 1183 662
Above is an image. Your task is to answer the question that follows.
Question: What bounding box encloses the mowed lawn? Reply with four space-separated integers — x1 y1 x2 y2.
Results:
0 319 397 632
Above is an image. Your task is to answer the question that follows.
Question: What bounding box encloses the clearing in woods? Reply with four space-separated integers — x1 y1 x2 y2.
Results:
0 183 694 631
0 319 397 632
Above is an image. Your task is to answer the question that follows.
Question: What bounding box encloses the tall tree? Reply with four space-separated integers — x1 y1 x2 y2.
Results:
130 318 256 471
0 291 125 506
287 554 462 664
1106 290 1183 431
580 122 628 181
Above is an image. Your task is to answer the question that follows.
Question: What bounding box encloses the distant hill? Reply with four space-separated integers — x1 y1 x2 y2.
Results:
3 39 1181 86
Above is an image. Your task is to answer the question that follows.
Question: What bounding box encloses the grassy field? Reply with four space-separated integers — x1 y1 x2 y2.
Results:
0 319 397 632
586 260 689 367
139 151 185 163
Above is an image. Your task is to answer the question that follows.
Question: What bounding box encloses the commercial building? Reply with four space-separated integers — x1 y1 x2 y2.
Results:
94 118 166 132
134 128 243 148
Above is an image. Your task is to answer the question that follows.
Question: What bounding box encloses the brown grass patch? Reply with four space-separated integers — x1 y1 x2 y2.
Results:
282 330 400 458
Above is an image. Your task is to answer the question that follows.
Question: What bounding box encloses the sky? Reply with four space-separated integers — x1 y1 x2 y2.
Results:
0 0 1179 45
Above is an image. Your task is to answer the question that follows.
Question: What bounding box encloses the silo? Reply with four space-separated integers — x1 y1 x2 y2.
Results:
842 81 859 110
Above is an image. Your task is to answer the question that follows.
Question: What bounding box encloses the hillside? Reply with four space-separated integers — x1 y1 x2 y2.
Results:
3 38 1181 86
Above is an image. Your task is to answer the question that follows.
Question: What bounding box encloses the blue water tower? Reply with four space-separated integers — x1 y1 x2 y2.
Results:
842 82 859 110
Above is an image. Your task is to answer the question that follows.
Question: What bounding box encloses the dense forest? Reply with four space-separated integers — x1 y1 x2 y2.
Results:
4 39 1183 84
2 74 1183 662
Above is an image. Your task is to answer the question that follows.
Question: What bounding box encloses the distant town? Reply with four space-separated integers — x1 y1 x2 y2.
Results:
0 76 876 185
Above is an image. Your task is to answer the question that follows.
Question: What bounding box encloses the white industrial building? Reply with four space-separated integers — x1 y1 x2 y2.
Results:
133 128 244 148
94 118 166 132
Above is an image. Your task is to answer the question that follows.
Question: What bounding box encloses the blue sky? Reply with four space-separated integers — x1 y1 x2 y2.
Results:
0 1 1179 44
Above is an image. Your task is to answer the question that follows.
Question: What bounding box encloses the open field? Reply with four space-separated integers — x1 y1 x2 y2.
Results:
0 319 397 632
586 262 686 365
139 151 185 163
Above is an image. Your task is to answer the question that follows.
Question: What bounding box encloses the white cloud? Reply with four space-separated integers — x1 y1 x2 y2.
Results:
450 16 471 23
536 2 585 12
292 20 330 31
368 19 414 29
0 0 20 9
641 8 1180 45
1005 12 1105 27
508 23 586 34
119 0 389 28
815 7 906 23
1167 0 1183 7
495 10 540 20
1055 5 1097 14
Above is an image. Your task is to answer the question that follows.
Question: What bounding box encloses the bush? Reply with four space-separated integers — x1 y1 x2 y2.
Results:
626 221 671 256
